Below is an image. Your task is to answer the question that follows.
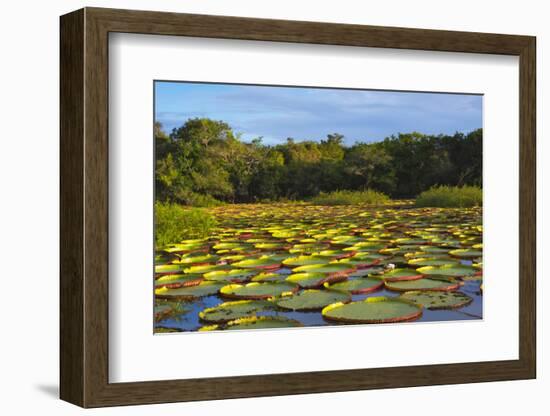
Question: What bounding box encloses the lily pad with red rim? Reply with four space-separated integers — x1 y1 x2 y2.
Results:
276 289 351 311
220 282 299 300
325 277 384 294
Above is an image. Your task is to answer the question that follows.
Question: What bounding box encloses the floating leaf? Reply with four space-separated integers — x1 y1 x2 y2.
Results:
155 273 203 288
407 257 459 267
322 297 422 323
231 257 281 270
154 264 182 275
385 278 460 292
449 248 483 258
326 277 384 294
416 264 479 277
155 281 225 299
199 300 275 323
203 269 256 282
399 291 473 310
292 263 356 277
285 272 346 288
220 282 299 300
282 255 328 267
277 289 351 311
379 268 423 282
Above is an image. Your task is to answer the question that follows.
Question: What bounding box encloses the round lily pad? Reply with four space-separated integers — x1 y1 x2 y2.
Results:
384 278 460 292
449 248 483 258
399 291 473 310
282 255 328 267
277 289 351 311
292 263 356 277
155 273 203 288
285 272 346 288
155 281 225 299
231 257 281 270
203 269 256 283
407 257 459 267
250 272 287 282
199 300 275 323
220 282 299 300
379 268 423 282
322 296 422 324
175 253 219 265
326 277 384 294
183 264 230 274
416 264 479 277
154 264 182 275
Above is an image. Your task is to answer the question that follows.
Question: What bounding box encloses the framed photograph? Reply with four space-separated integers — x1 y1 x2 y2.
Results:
60 7 536 408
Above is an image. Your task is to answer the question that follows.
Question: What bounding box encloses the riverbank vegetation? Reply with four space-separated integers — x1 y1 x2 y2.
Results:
155 118 482 204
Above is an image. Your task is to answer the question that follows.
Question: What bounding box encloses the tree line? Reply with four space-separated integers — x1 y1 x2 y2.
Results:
155 118 482 204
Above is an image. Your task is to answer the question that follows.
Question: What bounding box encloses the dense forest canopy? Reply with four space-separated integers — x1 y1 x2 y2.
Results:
155 118 482 204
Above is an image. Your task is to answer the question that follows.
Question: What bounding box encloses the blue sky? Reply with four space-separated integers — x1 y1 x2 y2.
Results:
155 81 482 146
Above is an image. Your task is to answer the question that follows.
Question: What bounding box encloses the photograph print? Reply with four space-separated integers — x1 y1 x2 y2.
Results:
153 81 483 333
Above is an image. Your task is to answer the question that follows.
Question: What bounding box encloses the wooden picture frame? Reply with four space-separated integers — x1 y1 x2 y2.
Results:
60 7 536 408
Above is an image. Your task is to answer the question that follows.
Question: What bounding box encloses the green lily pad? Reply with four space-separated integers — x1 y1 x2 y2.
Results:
277 289 351 311
220 282 299 300
292 263 356 276
155 273 203 288
231 257 281 270
407 257 459 267
154 264 182 274
155 281 225 299
385 278 460 292
250 272 287 282
199 300 276 323
202 269 256 282
417 264 479 277
449 248 483 258
399 291 473 310
174 253 219 264
379 268 423 282
282 255 328 267
183 264 230 274
325 277 384 294
322 296 422 323
285 272 346 288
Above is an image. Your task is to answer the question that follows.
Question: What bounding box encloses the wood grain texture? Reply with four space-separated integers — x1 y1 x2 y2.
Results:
59 8 84 406
59 7 537 408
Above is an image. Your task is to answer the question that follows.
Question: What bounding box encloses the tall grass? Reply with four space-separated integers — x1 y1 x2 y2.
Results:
155 202 216 247
310 189 390 206
415 185 482 208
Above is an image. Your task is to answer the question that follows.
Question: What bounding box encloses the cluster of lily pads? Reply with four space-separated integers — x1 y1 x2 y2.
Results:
154 203 482 332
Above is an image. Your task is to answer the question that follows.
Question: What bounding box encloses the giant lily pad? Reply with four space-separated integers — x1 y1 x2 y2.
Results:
155 281 225 299
154 264 182 275
379 268 423 282
449 248 483 258
399 291 473 310
385 278 460 292
174 253 219 265
322 297 422 323
417 264 479 277
203 269 256 282
292 263 356 277
231 257 281 270
199 300 275 323
285 272 346 288
282 255 328 267
277 289 351 311
326 277 384 294
155 273 203 288
220 282 298 300
407 257 459 267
